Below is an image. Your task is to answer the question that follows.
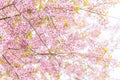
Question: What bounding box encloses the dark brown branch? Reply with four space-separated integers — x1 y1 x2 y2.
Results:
2 55 20 79
0 8 35 21
0 16 11 20
0 3 15 10
0 14 20 20
8 48 20 50
2 55 12 66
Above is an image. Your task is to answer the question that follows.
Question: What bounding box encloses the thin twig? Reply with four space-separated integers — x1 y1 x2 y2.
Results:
80 8 120 20
0 3 14 11
2 55 20 79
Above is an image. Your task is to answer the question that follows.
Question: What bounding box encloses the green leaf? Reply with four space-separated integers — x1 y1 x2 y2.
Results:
83 0 88 6
26 30 33 40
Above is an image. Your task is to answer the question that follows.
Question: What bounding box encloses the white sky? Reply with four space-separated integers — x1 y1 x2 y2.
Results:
106 4 120 80
108 4 120 25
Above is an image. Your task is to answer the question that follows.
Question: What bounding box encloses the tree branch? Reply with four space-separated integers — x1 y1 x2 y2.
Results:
2 55 20 79
0 3 15 11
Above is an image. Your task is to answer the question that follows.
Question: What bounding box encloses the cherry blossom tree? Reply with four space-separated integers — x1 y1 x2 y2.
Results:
0 0 120 80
